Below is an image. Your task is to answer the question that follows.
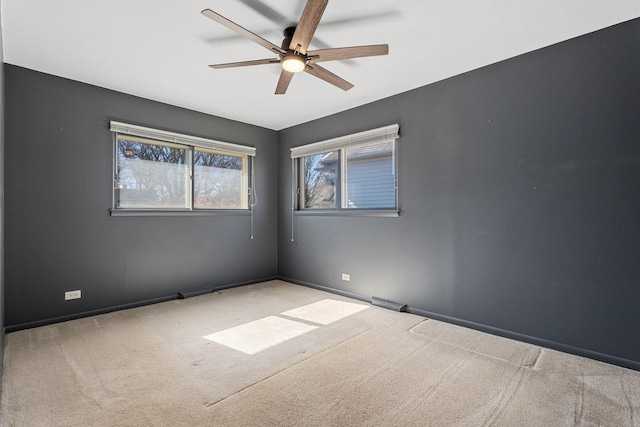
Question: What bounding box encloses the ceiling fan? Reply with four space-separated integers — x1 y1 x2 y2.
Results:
201 0 389 94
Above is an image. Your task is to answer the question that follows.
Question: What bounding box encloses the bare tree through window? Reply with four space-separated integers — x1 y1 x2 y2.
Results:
117 139 188 208
193 149 246 209
303 152 337 208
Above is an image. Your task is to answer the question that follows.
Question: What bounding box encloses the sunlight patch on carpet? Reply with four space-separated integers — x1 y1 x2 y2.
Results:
203 316 318 355
281 299 369 325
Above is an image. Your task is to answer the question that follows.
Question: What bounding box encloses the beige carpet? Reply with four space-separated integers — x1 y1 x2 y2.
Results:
1 280 638 426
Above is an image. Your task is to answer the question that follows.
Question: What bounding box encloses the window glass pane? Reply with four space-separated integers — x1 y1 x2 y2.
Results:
193 148 247 209
303 151 338 209
116 138 188 208
345 140 395 209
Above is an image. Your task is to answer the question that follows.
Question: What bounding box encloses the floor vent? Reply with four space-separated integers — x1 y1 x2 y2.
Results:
371 296 408 312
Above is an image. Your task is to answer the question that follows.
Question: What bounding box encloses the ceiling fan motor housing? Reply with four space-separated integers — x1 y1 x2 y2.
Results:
282 27 297 50
280 26 307 73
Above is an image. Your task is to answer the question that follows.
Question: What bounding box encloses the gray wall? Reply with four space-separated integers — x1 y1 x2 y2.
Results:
0 0 6 387
4 65 278 329
278 18 640 368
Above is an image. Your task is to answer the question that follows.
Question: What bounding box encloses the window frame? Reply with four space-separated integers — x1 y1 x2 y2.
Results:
110 121 255 216
291 124 400 217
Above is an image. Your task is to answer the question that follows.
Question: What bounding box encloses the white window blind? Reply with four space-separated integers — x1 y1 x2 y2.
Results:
110 121 256 157
290 124 399 159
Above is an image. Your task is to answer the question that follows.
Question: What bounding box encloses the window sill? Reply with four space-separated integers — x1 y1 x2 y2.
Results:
110 209 252 217
294 209 399 218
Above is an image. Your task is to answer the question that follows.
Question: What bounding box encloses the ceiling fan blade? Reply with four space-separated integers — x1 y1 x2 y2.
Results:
209 58 280 69
275 70 294 94
289 0 328 54
201 9 285 55
304 64 353 91
307 44 389 63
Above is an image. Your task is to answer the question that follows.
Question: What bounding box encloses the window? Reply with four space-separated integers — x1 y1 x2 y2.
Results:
193 148 247 209
116 137 190 209
111 121 255 214
291 124 399 214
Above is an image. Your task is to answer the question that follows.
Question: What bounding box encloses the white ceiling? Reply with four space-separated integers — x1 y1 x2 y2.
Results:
2 1 639 130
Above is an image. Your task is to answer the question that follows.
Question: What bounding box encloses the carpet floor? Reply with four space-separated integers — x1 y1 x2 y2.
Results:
1 280 638 426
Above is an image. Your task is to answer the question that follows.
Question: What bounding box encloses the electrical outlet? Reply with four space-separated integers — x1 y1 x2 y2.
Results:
341 273 351 282
65 290 81 300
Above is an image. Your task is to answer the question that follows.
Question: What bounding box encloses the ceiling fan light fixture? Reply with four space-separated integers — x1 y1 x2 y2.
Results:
282 53 306 73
